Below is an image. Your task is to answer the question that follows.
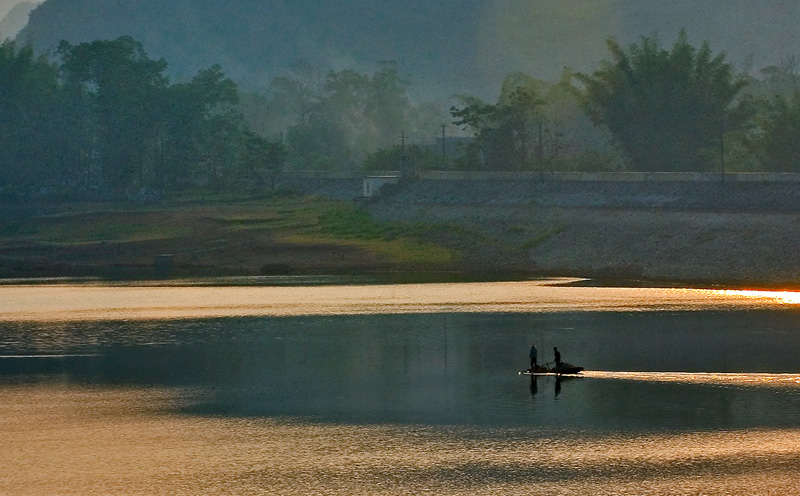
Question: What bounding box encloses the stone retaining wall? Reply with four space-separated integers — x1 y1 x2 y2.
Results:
281 170 800 182
276 171 800 212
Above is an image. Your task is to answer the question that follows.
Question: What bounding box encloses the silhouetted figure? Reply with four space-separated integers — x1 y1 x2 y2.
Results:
529 344 538 369
553 347 562 367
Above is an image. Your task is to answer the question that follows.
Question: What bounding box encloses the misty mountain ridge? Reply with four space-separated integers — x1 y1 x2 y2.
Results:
16 0 800 99
0 1 36 40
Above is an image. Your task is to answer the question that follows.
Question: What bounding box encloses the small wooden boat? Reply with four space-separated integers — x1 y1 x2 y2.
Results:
520 363 584 376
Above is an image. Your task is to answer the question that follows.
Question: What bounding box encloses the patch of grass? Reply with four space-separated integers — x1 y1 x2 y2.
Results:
740 229 759 241
42 221 194 244
0 193 462 272
29 209 197 245
388 220 469 238
170 189 297 206
314 204 385 240
695 232 717 244
284 202 464 263
505 225 526 234
519 226 566 251
372 238 455 264
281 234 455 264
0 222 38 237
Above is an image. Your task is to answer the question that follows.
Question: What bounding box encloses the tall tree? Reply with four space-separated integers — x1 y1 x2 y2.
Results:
58 36 170 190
364 61 410 150
164 64 241 187
58 39 250 191
321 62 411 160
750 92 800 171
0 40 61 190
578 31 749 172
274 62 417 169
451 74 546 171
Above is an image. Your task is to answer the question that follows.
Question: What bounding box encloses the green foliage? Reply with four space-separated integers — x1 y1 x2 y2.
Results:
316 204 384 240
0 40 61 189
243 133 286 172
750 92 800 171
158 65 245 188
578 31 750 172
10 26 800 201
519 226 566 250
0 36 287 197
58 37 171 190
451 70 613 171
748 57 800 100
452 76 545 171
268 62 446 170
286 119 351 170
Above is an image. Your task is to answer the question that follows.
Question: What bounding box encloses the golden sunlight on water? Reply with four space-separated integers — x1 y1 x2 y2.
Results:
718 289 800 305
2 385 799 496
2 279 800 322
585 371 800 387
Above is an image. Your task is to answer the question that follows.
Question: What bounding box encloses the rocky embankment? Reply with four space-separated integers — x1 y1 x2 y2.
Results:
366 179 800 287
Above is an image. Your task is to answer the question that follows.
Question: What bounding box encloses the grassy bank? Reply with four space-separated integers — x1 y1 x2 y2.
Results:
0 192 475 280
6 189 800 288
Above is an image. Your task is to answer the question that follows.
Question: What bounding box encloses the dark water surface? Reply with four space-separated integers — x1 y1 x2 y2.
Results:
4 311 800 431
3 281 800 494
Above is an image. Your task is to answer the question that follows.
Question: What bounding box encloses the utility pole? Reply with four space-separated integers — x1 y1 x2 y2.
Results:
441 124 446 166
538 121 544 170
720 114 725 183
720 132 725 182
400 131 408 178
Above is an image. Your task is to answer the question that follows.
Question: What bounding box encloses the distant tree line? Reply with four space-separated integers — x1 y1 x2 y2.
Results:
239 59 445 172
0 36 284 199
255 30 800 175
450 69 613 172
5 31 800 201
451 31 800 174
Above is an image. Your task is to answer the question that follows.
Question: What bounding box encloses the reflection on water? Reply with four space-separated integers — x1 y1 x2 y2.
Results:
3 278 800 322
4 311 800 431
2 384 800 495
586 370 800 387
3 280 800 494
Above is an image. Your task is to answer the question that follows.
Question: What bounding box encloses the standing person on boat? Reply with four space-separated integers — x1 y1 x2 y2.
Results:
553 347 562 367
529 345 538 369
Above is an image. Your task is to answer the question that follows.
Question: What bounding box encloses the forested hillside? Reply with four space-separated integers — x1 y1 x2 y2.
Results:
16 0 800 98
7 1 800 199
17 0 485 97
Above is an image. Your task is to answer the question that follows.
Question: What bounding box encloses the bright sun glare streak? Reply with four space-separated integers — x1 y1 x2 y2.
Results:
585 371 800 387
713 289 800 305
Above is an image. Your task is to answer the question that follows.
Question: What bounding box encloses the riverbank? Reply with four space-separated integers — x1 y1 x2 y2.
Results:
3 181 800 288
369 201 800 289
0 194 453 280
363 178 800 288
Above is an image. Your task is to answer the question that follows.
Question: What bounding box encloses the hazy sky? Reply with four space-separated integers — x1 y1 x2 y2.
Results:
13 0 800 99
0 0 23 18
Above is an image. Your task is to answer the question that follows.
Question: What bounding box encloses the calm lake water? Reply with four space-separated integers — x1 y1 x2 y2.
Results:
2 278 800 495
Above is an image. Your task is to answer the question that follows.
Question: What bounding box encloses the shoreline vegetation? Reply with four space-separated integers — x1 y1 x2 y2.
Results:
4 187 800 291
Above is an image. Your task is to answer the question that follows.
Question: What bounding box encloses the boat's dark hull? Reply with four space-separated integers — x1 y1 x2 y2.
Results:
523 363 584 375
